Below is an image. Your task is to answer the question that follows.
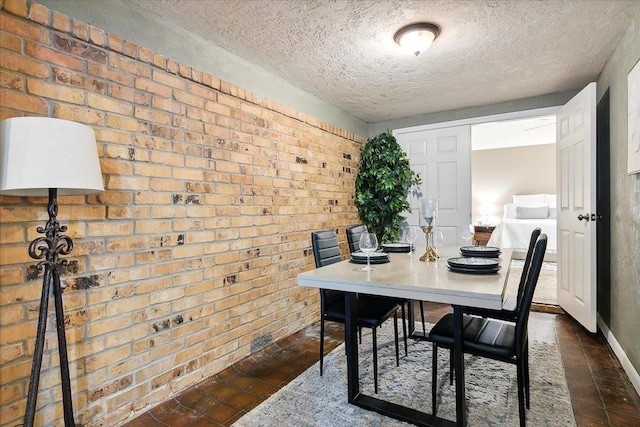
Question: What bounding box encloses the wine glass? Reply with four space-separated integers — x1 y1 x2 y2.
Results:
460 224 474 247
404 226 418 254
358 232 378 271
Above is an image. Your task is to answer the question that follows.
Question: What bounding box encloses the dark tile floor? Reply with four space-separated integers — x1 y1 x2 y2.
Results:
122 303 640 427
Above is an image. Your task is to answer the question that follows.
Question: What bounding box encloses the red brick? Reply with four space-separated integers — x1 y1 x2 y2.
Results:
28 2 48 25
0 50 50 78
72 18 90 42
4 0 27 17
51 11 71 33
0 12 49 43
0 88 48 113
27 40 84 70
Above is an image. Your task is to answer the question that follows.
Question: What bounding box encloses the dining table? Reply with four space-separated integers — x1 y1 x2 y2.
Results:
296 246 513 427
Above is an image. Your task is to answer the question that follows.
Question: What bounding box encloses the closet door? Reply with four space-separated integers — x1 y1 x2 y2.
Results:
395 125 472 247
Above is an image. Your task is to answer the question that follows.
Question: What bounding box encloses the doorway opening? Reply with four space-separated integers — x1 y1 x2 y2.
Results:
470 115 559 308
394 106 562 309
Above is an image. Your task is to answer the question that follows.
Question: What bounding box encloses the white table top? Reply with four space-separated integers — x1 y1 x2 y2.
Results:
297 247 513 310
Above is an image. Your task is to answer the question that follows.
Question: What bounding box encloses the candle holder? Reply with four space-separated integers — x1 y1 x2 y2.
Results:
419 199 439 262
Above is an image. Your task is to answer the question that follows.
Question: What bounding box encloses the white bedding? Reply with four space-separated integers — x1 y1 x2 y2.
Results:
487 195 557 252
487 218 557 252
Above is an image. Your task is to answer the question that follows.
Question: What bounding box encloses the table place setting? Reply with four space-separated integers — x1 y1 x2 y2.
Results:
447 256 502 274
459 245 502 258
380 243 414 253
349 251 390 265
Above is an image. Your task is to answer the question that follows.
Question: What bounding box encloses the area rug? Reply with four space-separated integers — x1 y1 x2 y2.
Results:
233 322 575 427
508 260 558 305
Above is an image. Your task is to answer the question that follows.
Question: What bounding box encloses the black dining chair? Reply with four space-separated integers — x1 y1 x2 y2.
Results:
346 224 425 351
463 227 541 321
312 229 401 394
428 234 547 427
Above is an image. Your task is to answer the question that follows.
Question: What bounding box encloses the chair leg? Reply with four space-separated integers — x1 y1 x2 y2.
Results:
516 358 526 427
420 300 426 336
524 342 530 409
359 326 362 344
394 313 400 367
432 344 438 415
319 318 325 376
372 328 378 394
401 303 408 356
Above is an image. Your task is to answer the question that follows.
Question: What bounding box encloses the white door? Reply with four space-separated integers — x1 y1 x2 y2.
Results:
395 126 471 247
556 82 597 332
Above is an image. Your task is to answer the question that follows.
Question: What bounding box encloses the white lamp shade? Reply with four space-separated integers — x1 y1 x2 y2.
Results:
0 117 104 197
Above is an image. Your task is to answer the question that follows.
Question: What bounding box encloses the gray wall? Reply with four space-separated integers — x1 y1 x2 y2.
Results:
596 6 640 376
38 0 369 138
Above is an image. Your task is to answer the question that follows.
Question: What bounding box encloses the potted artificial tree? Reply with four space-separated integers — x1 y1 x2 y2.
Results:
354 131 421 244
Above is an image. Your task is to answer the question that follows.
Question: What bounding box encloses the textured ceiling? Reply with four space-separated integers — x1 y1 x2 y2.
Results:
125 0 638 123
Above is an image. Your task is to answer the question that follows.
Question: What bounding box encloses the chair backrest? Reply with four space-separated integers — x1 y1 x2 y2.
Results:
311 230 342 268
311 230 344 311
516 227 542 306
345 224 367 253
515 234 547 353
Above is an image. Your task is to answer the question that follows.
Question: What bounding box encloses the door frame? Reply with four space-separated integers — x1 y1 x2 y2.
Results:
394 106 561 246
392 106 560 135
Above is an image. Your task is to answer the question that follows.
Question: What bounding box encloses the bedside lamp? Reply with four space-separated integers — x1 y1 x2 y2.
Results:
0 117 104 427
480 202 496 225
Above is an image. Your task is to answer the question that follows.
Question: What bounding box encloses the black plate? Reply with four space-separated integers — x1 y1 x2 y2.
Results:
460 246 501 258
461 252 502 258
448 265 501 274
351 251 389 259
447 257 499 269
460 245 501 253
381 243 414 253
349 257 390 265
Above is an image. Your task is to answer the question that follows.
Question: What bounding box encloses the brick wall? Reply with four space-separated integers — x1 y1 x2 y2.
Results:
0 1 364 425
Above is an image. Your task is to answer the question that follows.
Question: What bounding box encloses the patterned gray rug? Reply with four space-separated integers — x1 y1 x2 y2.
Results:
234 321 575 427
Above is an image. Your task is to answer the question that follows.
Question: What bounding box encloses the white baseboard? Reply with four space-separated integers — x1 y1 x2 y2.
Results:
597 314 640 397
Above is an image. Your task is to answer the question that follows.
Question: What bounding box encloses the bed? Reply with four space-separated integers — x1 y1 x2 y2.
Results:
487 193 557 252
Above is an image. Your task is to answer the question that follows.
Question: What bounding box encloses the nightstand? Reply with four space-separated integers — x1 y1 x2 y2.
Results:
473 225 495 246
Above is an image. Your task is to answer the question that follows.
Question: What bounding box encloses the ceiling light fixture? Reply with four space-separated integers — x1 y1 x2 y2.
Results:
394 22 440 56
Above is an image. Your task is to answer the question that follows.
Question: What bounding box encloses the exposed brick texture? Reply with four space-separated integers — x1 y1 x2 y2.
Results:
0 2 364 426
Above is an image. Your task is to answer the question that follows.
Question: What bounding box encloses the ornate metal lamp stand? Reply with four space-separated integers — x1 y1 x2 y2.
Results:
0 117 104 427
23 189 77 427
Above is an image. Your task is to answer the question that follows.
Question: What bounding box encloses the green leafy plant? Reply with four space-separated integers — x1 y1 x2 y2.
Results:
354 131 421 243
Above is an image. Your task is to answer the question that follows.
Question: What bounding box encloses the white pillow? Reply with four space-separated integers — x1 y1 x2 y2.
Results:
515 206 549 219
549 207 557 219
503 203 518 219
512 194 545 206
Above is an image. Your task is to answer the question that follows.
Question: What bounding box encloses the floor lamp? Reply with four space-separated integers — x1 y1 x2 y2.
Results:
0 117 104 427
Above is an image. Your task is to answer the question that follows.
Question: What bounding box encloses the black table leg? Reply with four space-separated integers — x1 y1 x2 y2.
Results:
342 294 455 427
407 300 416 335
345 291 359 402
452 305 466 427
